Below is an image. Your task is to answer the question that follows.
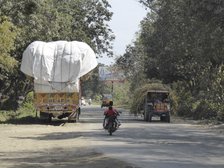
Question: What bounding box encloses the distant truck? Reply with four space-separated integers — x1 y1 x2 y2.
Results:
21 41 98 122
143 90 171 122
101 94 113 108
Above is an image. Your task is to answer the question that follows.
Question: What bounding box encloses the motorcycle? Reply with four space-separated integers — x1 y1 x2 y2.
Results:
104 115 119 136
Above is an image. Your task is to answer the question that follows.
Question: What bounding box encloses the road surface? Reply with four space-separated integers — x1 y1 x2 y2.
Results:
0 105 224 168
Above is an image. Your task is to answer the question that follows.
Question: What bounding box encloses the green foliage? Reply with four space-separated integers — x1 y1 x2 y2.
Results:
209 65 224 104
0 97 18 111
0 16 19 93
193 100 217 120
81 65 107 99
116 39 148 91
0 0 114 110
216 105 224 121
17 102 35 119
171 80 224 121
0 17 18 58
112 81 131 107
0 110 16 122
176 94 194 117
0 91 36 123
92 94 102 104
168 89 179 115
137 0 224 85
0 0 114 58
117 0 224 121
24 91 34 103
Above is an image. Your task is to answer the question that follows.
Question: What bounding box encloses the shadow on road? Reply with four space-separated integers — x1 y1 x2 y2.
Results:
0 116 69 126
0 147 136 168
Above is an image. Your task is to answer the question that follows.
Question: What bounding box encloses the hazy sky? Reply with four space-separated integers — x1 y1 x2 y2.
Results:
97 0 147 65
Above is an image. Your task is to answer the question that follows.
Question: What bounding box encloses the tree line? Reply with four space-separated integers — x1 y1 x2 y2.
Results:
1 0 224 122
117 0 224 121
0 0 114 110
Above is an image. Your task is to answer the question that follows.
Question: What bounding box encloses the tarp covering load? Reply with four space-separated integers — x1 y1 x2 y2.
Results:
21 41 98 93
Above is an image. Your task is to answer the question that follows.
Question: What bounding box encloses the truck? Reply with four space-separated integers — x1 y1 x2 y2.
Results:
21 41 98 122
101 94 113 108
143 90 171 122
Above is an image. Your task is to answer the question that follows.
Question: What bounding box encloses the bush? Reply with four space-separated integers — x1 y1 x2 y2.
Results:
212 103 224 121
0 91 36 123
172 82 195 117
0 96 18 110
177 102 193 117
25 91 34 103
193 100 217 120
113 82 131 107
92 94 102 104
217 106 224 121
168 90 179 115
16 91 36 118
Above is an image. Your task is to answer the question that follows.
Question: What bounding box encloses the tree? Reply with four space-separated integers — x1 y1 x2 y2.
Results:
116 38 148 91
80 64 105 99
0 16 18 94
0 0 115 59
137 0 224 90
116 0 224 120
0 0 115 109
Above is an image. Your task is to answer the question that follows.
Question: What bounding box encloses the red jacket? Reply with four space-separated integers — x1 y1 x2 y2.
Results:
104 108 118 116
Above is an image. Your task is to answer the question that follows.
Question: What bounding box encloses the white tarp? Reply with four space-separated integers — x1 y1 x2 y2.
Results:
34 79 79 93
21 41 98 92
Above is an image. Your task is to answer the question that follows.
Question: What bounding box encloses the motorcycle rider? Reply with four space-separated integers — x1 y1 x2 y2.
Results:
103 105 121 128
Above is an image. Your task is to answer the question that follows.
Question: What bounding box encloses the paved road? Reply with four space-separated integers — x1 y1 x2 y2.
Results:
0 105 223 168
80 105 224 168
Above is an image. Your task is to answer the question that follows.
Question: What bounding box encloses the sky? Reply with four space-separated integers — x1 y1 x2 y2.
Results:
97 0 148 65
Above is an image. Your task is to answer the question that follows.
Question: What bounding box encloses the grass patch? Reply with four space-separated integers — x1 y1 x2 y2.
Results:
0 98 37 124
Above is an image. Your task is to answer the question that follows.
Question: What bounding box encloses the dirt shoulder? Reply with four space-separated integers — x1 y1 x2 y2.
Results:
0 123 137 168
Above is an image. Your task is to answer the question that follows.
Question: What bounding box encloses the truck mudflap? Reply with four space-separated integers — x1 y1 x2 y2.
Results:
68 107 80 122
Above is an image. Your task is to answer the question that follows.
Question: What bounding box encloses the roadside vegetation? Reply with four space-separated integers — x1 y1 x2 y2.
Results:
0 92 36 123
116 0 224 123
0 0 114 111
0 0 223 124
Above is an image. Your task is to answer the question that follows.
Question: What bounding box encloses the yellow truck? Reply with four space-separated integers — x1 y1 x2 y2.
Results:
101 94 113 108
21 41 98 122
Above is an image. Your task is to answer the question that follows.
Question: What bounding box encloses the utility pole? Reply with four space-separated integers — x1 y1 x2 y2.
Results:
111 81 114 94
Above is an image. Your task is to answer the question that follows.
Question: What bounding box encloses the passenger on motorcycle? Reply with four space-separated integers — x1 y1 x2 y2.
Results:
103 106 121 128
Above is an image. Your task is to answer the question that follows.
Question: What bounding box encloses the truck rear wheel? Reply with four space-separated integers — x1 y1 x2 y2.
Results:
160 116 166 122
148 115 152 122
77 107 80 121
166 115 170 123
40 112 52 123
160 116 163 121
47 115 52 123
144 110 149 121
